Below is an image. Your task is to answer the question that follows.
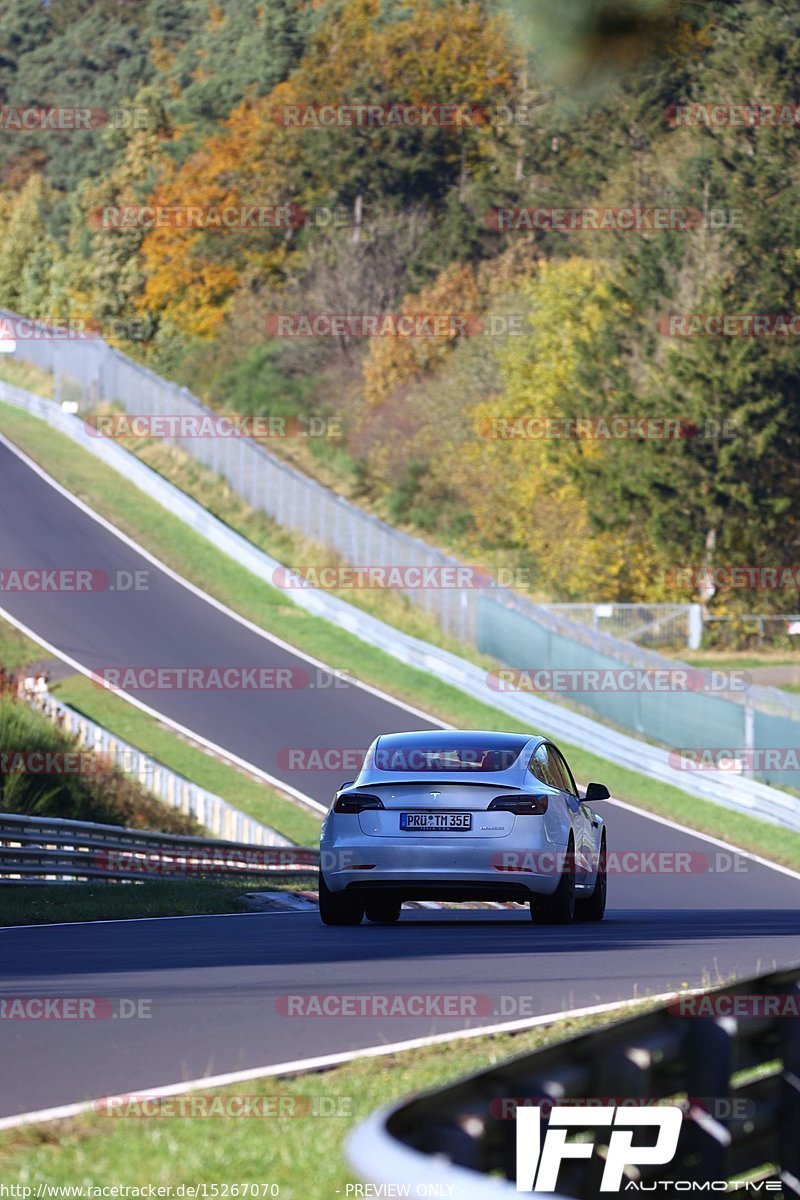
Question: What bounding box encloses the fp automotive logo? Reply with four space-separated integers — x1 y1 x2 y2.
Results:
516 1105 683 1192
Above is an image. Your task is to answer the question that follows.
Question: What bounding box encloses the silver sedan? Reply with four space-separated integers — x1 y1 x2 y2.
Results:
318 729 608 926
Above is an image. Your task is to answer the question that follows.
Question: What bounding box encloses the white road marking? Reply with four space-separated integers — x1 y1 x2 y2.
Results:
0 991 678 1132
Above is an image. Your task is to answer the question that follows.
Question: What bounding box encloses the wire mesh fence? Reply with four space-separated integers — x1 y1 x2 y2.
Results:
542 602 701 648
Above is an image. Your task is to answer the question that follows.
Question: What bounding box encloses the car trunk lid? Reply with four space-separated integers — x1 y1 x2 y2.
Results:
354 780 519 838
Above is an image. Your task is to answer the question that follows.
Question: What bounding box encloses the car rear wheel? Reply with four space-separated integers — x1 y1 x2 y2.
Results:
531 839 576 925
318 874 364 926
364 897 402 924
575 833 607 922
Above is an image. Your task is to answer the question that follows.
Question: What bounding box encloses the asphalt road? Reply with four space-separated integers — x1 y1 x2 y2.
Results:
3 801 800 1120
1 436 800 1119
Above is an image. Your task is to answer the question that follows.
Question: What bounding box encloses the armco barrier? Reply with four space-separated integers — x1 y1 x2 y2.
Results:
347 967 800 1197
1 382 799 832
0 812 318 884
3 317 800 774
26 688 291 848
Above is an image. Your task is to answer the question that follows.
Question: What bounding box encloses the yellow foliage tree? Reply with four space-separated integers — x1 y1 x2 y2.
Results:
0 175 64 316
458 257 665 600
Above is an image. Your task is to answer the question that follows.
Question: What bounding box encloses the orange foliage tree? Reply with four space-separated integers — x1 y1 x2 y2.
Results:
137 0 521 337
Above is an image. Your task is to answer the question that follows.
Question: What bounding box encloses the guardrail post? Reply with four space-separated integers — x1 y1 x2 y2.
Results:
744 703 755 779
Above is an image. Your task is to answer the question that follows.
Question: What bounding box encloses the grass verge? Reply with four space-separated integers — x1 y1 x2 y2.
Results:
0 694 202 836
0 356 54 398
684 653 798 670
0 1000 662 1191
2 399 800 871
50 674 322 847
0 616 320 847
0 618 44 672
0 877 316 927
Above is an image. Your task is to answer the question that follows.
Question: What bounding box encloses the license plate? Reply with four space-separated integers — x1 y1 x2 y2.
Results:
399 811 472 832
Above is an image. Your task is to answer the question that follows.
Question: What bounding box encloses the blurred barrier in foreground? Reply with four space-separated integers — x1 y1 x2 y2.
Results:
348 967 800 1197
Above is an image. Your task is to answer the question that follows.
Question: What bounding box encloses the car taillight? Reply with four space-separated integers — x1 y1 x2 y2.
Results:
333 792 384 814
488 794 548 815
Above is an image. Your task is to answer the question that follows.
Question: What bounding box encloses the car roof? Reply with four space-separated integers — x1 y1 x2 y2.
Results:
372 730 543 751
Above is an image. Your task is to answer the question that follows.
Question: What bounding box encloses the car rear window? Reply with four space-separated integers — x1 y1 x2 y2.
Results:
371 737 525 773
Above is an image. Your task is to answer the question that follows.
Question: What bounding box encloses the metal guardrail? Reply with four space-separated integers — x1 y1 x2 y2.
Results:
23 688 293 847
0 812 319 884
347 968 800 1197
1 381 799 832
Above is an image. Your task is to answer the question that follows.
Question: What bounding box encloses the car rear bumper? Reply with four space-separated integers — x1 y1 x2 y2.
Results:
341 878 535 903
319 834 565 897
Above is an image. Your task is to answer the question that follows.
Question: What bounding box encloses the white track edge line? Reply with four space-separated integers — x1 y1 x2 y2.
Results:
0 990 678 1132
0 910 307 933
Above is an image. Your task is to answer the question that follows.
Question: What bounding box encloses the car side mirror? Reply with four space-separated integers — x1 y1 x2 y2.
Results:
584 782 610 802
